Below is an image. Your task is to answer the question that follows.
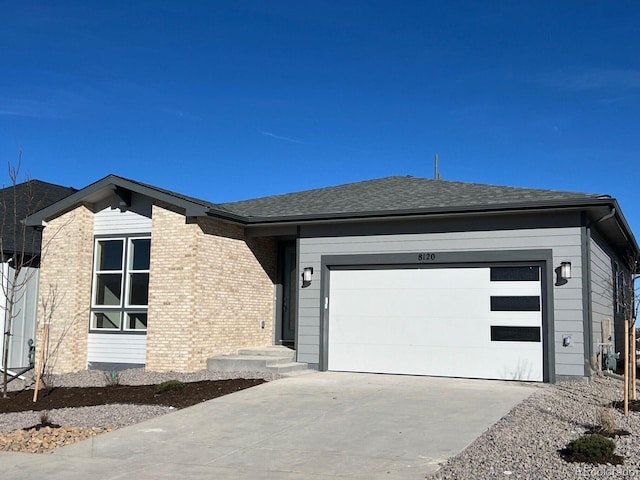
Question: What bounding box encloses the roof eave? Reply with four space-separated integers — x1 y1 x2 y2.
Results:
25 175 212 226
239 197 616 226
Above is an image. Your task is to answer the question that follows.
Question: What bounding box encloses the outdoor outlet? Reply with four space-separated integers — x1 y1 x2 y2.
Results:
562 335 572 347
260 319 265 329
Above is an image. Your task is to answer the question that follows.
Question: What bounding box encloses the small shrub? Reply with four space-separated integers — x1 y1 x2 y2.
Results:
155 379 185 394
24 410 61 430
561 433 623 465
103 370 121 387
597 407 618 434
565 434 616 459
39 410 51 425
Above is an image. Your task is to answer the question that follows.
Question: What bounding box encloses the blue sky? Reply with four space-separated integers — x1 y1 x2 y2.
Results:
1 1 638 233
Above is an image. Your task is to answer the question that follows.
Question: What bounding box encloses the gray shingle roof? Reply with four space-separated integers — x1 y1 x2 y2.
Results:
219 176 607 219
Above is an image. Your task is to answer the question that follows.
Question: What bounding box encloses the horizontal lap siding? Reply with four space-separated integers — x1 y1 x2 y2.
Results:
87 333 147 364
590 237 614 357
94 193 152 235
298 226 584 377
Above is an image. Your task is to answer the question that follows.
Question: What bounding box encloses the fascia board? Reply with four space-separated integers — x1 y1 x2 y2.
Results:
238 198 616 226
25 175 212 226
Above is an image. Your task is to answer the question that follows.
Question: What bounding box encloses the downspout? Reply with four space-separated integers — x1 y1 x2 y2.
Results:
588 207 616 228
581 219 594 377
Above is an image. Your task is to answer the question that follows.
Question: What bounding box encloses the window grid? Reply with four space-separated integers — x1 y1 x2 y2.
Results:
90 236 150 333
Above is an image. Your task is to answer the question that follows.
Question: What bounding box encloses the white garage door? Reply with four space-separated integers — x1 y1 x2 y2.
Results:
327 266 543 381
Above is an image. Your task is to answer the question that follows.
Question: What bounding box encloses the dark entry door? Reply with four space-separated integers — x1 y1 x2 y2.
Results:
279 243 296 346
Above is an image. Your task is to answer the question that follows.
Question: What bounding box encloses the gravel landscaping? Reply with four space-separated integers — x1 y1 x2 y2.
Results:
0 369 278 452
428 374 640 480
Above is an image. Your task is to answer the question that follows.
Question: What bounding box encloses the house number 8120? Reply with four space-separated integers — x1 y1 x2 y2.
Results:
417 253 435 262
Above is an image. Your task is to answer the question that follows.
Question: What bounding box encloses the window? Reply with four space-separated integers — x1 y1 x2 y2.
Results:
91 236 150 332
490 296 541 312
490 266 540 282
490 326 541 342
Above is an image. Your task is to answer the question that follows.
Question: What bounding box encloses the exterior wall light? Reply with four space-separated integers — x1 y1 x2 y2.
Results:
560 262 572 280
302 267 314 288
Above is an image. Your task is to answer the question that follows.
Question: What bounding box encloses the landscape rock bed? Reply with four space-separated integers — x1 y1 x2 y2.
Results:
0 425 113 453
429 375 640 480
0 369 277 453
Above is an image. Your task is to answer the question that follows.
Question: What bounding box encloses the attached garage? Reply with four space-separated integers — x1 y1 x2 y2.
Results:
327 264 545 382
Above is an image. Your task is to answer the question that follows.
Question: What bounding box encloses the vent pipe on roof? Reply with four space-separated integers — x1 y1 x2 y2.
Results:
434 153 441 180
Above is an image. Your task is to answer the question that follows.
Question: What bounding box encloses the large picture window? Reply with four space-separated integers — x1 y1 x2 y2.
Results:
91 236 151 332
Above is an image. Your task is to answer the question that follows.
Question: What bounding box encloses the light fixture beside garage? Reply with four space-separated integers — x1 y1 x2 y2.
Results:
302 267 314 288
560 262 572 280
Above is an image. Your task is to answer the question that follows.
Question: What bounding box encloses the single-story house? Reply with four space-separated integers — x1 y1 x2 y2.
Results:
0 180 76 370
25 174 638 382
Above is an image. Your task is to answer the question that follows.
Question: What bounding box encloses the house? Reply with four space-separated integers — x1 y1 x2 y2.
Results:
0 180 76 370
25 174 638 382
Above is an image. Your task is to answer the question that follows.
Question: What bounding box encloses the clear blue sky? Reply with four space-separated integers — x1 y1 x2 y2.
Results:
1 1 638 234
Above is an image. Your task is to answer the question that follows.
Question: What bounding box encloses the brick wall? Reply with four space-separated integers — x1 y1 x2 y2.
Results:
145 203 198 370
37 204 93 373
36 200 277 374
145 203 276 371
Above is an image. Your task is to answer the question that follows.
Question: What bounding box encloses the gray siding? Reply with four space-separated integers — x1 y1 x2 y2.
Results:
298 226 585 378
1 264 39 369
94 193 152 235
589 236 614 368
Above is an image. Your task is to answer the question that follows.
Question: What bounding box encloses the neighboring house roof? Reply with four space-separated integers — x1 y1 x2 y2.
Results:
1 180 77 256
24 173 639 260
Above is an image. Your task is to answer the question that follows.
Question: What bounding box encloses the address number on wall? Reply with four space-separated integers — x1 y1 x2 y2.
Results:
417 253 436 262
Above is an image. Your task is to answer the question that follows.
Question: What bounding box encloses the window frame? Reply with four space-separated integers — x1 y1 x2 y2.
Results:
90 235 151 334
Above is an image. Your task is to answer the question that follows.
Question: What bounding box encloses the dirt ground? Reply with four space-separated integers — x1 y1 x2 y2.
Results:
0 378 266 413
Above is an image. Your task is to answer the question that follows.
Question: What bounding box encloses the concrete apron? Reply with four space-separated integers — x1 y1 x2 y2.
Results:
0 372 539 480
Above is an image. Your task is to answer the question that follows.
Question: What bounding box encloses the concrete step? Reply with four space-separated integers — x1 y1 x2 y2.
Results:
206 347 309 375
237 346 295 361
268 362 310 374
280 368 317 378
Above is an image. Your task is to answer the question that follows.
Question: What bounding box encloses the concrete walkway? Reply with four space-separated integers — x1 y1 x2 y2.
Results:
0 372 539 479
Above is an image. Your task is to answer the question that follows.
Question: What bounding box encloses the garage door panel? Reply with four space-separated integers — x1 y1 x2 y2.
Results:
488 282 543 294
327 266 543 382
331 268 487 289
331 313 494 347
328 343 542 381
489 312 542 324
330 290 490 318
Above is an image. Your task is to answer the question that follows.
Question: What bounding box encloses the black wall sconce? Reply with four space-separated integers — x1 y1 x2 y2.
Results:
560 262 572 280
302 267 314 288
555 261 572 286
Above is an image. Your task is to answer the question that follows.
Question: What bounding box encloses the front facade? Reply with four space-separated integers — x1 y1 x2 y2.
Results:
27 175 638 382
36 192 275 373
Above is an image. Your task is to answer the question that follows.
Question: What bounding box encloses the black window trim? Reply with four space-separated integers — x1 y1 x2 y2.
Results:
89 233 151 335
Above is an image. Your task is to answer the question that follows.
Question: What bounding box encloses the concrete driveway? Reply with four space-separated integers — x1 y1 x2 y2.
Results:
1 372 538 479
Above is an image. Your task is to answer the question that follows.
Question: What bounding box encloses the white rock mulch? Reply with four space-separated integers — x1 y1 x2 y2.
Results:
428 375 640 480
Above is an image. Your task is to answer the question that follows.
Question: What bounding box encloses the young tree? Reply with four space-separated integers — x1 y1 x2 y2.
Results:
615 255 639 414
0 154 39 397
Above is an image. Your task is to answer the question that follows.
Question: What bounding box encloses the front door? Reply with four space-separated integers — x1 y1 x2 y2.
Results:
278 243 297 347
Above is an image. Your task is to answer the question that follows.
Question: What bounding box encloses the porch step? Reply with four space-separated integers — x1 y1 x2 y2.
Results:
206 346 308 374
237 346 296 361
